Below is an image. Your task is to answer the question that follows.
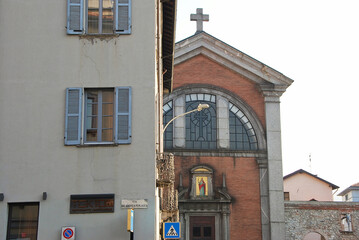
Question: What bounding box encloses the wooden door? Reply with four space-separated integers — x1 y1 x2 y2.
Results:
190 216 215 240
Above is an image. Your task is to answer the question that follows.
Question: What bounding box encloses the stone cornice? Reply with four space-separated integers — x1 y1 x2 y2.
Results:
175 32 294 89
260 84 288 102
166 150 267 158
256 158 268 169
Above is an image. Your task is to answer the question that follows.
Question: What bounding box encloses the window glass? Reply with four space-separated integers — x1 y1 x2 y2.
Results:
163 101 173 149
229 102 258 150
163 96 259 151
193 227 201 237
185 94 216 150
7 203 39 240
88 0 114 34
88 0 100 34
341 213 353 232
85 89 114 142
203 227 212 236
102 0 114 33
284 192 290 201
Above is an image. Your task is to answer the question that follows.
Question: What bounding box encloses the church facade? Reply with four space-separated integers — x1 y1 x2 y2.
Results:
163 12 293 240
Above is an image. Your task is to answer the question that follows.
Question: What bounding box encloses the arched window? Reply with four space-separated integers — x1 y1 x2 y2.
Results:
185 94 216 149
229 102 258 150
163 91 260 151
163 101 173 149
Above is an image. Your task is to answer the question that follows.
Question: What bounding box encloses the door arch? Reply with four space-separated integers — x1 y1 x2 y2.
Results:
303 231 326 240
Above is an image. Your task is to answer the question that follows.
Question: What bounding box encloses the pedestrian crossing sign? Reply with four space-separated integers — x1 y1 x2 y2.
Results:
163 222 180 239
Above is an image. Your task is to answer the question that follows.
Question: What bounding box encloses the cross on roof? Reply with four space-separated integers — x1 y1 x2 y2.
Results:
190 8 209 33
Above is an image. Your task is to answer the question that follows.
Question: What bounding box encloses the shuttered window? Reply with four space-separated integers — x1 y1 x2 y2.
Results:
67 0 131 35
67 0 84 34
65 88 82 145
115 87 132 143
65 87 131 145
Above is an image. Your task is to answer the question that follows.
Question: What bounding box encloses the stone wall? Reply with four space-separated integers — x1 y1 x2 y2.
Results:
285 201 359 240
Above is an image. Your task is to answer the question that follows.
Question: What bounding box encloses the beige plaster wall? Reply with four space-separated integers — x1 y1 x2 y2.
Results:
0 0 158 239
283 174 334 201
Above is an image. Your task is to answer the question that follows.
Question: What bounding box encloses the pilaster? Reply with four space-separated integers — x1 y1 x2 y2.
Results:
257 158 270 240
174 95 186 148
217 95 229 149
261 85 285 240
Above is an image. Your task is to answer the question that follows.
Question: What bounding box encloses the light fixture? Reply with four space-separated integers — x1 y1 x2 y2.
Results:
42 192 47 200
163 103 210 133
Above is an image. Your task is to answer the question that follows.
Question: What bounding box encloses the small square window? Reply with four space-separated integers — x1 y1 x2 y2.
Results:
193 227 201 237
341 213 353 232
203 227 212 236
284 192 290 201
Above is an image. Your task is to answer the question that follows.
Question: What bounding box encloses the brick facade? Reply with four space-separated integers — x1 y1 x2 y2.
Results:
174 156 262 240
167 31 293 240
171 54 265 239
174 55 266 128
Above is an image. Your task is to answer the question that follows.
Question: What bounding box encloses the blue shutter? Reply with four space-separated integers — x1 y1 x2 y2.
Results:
65 88 82 145
115 87 132 144
67 0 83 34
115 0 131 34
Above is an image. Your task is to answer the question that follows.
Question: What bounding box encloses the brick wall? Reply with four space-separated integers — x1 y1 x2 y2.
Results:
172 53 265 239
174 156 262 240
173 54 266 128
285 201 359 240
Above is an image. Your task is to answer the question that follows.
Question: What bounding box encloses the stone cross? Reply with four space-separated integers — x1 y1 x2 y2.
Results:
190 8 209 33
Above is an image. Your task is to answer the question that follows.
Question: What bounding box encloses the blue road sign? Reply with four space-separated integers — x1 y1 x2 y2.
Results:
163 222 180 239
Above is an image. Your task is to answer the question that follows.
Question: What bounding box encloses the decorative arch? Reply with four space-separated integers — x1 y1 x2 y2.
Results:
163 84 266 151
303 231 327 240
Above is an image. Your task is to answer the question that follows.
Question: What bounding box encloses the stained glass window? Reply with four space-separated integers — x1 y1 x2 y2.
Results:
229 102 258 150
185 94 216 149
163 101 173 149
163 95 259 151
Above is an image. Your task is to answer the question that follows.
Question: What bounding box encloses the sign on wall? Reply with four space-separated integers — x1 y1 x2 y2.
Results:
121 199 148 208
70 194 114 214
62 227 75 240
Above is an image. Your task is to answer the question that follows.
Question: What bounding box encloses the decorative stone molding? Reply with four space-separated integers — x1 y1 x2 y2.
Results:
156 153 175 187
175 32 294 88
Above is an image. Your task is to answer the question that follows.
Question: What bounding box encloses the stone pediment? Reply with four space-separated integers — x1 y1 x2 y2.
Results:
175 32 293 91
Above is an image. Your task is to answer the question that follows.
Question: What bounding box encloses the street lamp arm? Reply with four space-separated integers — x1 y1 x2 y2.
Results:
162 104 209 134
163 108 197 133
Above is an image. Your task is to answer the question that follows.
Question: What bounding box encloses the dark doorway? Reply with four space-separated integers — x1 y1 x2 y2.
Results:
190 216 215 240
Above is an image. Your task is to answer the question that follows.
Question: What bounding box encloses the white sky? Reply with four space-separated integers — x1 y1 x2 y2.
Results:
175 0 359 198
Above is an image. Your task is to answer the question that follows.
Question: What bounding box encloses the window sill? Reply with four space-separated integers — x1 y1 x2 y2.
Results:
79 34 120 40
76 142 119 147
